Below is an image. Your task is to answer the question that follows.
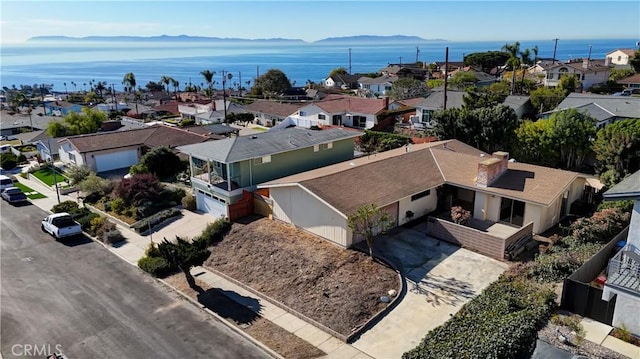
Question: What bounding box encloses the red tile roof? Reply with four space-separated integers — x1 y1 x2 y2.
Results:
316 94 387 115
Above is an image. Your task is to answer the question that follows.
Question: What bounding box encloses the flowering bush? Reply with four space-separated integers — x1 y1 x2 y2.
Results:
451 206 471 225
569 207 630 244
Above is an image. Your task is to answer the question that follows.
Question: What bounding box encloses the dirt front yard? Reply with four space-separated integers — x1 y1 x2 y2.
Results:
204 217 400 337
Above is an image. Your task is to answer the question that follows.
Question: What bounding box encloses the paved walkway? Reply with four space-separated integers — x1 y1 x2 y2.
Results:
580 317 640 359
13 171 371 359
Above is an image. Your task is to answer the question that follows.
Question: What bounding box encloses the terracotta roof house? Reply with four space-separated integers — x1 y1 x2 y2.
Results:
176 127 361 220
540 93 640 128
260 140 593 259
243 100 303 127
601 169 640 337
57 124 212 173
280 94 388 129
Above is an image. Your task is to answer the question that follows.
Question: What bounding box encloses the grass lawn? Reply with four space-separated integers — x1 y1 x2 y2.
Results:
31 167 67 186
12 182 47 199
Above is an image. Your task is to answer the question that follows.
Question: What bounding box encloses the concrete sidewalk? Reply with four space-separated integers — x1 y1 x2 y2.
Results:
14 171 372 359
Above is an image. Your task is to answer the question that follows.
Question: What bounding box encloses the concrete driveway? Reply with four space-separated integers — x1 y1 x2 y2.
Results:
352 222 509 359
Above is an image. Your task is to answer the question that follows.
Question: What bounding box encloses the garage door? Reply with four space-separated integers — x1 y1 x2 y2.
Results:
196 190 227 218
95 149 139 172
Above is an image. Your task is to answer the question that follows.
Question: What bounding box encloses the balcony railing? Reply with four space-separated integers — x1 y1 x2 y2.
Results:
606 245 640 294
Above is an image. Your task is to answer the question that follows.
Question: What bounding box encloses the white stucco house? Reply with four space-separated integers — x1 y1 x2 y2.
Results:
601 170 640 337
543 59 610 91
281 94 388 129
357 75 399 98
606 48 636 66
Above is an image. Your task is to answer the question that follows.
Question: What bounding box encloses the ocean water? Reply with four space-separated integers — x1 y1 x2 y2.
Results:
1 38 636 93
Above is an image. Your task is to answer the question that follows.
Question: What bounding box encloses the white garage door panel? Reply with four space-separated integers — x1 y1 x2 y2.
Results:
95 150 139 172
197 191 227 218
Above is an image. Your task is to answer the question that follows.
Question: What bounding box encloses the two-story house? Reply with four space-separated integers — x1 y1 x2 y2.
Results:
282 94 388 129
601 170 640 337
543 59 610 91
606 48 636 66
323 74 360 90
176 127 361 218
357 75 399 98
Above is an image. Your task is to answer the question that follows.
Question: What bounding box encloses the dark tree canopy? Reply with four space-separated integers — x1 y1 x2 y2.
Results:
463 51 510 74
251 69 292 96
387 77 429 100
592 119 640 186
328 67 348 77
137 146 184 179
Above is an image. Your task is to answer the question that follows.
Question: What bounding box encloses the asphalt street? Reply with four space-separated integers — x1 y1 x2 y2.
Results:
0 200 269 359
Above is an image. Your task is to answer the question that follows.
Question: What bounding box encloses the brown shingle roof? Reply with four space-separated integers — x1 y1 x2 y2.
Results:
244 101 302 117
62 125 211 152
262 139 579 214
316 94 387 115
431 149 578 205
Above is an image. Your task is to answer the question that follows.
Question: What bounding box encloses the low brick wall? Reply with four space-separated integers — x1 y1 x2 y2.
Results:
427 217 506 260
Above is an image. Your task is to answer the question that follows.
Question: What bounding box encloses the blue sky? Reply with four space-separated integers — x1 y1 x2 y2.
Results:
1 1 638 44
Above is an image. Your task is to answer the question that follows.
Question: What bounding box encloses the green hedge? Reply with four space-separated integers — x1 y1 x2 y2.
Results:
402 276 555 359
131 208 182 233
195 218 232 248
138 255 174 277
358 130 411 153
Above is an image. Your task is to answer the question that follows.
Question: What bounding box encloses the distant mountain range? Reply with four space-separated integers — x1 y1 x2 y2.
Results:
27 34 446 43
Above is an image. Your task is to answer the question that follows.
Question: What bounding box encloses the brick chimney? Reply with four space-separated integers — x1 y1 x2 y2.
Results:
582 58 589 69
476 151 509 187
383 96 389 110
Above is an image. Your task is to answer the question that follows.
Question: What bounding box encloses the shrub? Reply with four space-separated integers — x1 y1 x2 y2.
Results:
90 216 116 238
75 212 100 231
137 147 184 179
196 218 232 247
66 165 92 185
0 153 18 170
597 200 634 213
114 173 164 207
569 207 630 244
51 200 79 214
179 118 195 127
131 208 182 233
110 198 126 214
181 193 196 211
145 242 162 258
78 173 112 196
450 206 471 225
402 276 555 359
138 255 174 277
102 229 125 245
17 154 27 163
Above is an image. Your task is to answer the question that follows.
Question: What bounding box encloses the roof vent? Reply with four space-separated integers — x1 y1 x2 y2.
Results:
251 135 258 139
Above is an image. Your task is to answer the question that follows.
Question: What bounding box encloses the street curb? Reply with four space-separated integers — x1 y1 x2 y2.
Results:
81 231 283 359
156 278 285 359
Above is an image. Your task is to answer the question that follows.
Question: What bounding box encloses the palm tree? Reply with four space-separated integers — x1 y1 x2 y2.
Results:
519 48 533 91
160 76 173 97
95 81 106 99
63 82 68 94
171 78 180 100
532 45 539 63
71 81 77 92
502 41 521 95
200 70 215 98
122 72 136 94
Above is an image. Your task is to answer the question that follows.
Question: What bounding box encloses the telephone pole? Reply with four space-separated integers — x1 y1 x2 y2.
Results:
552 38 559 64
348 48 352 75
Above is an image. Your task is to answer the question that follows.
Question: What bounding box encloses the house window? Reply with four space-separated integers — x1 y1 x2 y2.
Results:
318 114 326 120
411 189 430 201
421 110 430 123
332 115 342 126
618 55 622 61
253 155 271 165
500 198 525 226
299 111 306 116
69 153 76 163
353 115 367 128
